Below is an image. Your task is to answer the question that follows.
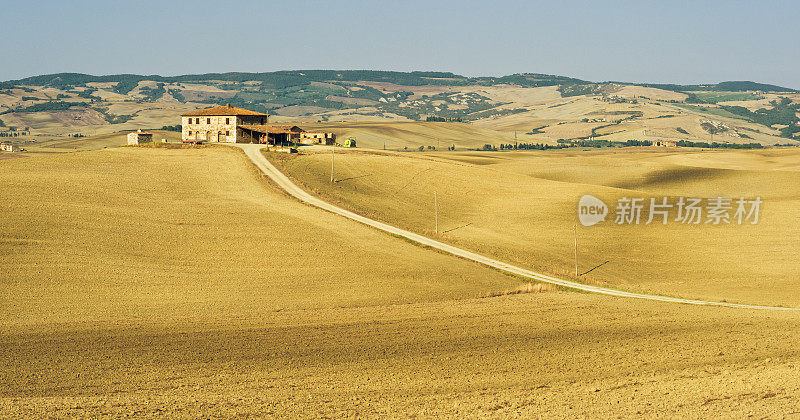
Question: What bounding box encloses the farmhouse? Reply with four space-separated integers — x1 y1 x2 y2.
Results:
0 143 20 152
181 104 269 144
181 104 335 145
654 140 677 147
127 129 153 145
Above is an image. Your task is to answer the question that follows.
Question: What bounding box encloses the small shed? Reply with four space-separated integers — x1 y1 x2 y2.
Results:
0 143 20 152
127 129 153 145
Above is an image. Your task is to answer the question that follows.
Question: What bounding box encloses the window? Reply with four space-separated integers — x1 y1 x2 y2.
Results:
226 118 230 124
226 131 230 136
207 118 211 124
195 118 200 124
188 131 192 136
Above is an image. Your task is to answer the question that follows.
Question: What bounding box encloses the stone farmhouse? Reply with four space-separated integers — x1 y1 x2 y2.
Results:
654 139 677 147
181 104 335 145
181 105 268 144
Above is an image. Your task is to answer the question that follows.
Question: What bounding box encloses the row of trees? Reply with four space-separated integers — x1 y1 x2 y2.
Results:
675 140 765 149
402 145 457 151
497 143 570 150
0 132 26 137
480 139 772 150
426 116 463 122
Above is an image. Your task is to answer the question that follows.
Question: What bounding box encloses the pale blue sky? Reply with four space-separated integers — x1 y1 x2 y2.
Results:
2 0 798 88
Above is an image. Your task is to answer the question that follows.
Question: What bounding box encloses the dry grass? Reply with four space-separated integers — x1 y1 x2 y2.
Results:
274 147 800 307
300 121 525 150
4 146 800 417
481 282 554 297
0 147 517 329
3 292 800 417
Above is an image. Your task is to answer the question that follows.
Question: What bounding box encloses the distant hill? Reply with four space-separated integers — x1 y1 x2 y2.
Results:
0 70 797 146
2 70 796 92
0 70 595 91
628 80 797 93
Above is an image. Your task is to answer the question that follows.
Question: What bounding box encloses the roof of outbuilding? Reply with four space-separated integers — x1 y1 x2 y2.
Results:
181 104 269 117
239 125 305 134
269 125 304 131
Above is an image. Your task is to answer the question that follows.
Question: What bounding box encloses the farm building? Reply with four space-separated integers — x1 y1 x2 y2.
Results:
654 140 677 147
238 125 305 145
300 131 336 145
0 143 21 152
127 129 153 145
180 105 334 146
181 104 268 143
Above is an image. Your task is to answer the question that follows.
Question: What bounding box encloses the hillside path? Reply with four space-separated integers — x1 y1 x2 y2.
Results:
234 144 796 311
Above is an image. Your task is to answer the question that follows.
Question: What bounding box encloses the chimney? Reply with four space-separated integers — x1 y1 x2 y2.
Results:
226 103 231 107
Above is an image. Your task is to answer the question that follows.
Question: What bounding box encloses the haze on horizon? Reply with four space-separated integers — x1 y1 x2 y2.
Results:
2 0 798 89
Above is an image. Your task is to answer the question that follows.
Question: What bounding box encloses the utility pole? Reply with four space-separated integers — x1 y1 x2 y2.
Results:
330 146 335 183
574 224 578 276
434 191 439 234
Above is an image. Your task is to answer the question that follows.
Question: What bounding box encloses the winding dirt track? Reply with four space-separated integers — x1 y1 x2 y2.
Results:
235 144 796 311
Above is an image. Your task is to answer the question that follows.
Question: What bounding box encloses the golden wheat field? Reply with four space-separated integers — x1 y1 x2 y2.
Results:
3 146 800 417
299 121 533 150
273 147 800 307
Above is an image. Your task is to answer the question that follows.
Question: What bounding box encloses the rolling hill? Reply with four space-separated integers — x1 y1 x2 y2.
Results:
4 146 800 416
1 70 798 150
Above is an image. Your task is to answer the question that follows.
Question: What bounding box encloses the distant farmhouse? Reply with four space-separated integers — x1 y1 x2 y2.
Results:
0 143 21 152
181 104 334 145
654 140 677 147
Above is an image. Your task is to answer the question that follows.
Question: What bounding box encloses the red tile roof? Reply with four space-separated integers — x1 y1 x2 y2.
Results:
181 104 269 117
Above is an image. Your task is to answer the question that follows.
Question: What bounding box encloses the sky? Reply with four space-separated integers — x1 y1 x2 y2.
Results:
1 0 798 88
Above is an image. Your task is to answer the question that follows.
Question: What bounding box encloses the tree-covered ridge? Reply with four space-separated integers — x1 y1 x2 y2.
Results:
2 71 795 94
630 80 797 93
0 70 592 91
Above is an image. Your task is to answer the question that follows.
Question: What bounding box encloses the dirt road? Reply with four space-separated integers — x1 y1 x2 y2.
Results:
235 144 796 311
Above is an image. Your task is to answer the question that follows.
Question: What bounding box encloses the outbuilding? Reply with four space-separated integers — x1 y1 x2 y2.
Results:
127 129 153 145
300 131 336 145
